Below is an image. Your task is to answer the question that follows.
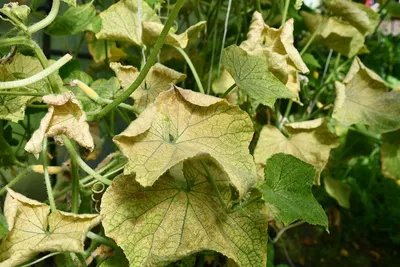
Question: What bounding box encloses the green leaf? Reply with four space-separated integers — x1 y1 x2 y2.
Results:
87 33 127 63
113 86 257 197
110 62 186 110
62 0 77 6
325 0 379 35
324 176 351 208
0 2 30 25
142 21 206 49
302 53 321 69
96 0 160 46
0 213 8 240
221 45 296 108
0 189 101 267
332 57 400 133
301 11 366 58
45 3 100 35
261 153 328 229
91 77 122 100
99 248 129 267
0 53 53 122
101 156 268 267
381 129 400 180
254 118 339 185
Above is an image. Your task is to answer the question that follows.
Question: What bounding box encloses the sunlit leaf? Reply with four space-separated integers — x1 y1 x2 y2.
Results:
25 92 94 158
101 156 268 267
239 12 309 99
222 45 295 107
110 62 186 110
324 176 351 208
332 57 400 133
261 153 328 229
0 189 101 267
301 11 366 58
254 118 339 184
96 0 160 46
0 53 53 122
381 129 400 180
46 3 100 35
0 2 30 25
86 32 127 63
325 0 379 35
142 21 206 48
113 86 257 197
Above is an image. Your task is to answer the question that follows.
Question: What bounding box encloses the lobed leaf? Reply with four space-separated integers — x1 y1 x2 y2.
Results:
332 57 400 133
261 153 328 229
25 92 94 158
254 118 339 185
110 62 186 110
96 0 160 46
113 86 257 197
101 156 268 267
0 189 101 267
222 45 296 108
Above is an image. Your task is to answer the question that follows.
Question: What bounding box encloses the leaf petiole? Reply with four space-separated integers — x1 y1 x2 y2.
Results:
200 160 227 212
221 83 236 98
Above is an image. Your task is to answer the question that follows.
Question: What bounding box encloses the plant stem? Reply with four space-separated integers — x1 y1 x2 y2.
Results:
300 23 322 56
255 0 262 12
272 220 305 243
62 136 112 185
0 54 72 90
201 160 227 212
87 231 118 249
281 0 290 26
218 0 233 76
96 98 141 114
28 0 61 34
88 0 186 121
0 167 31 195
0 36 28 48
173 46 205 94
283 100 293 119
70 141 80 213
19 252 62 267
221 83 236 98
42 139 56 212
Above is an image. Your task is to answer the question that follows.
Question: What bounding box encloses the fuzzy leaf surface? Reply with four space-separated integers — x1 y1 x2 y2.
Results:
25 92 94 158
332 57 400 133
222 45 295 108
0 189 101 267
101 157 268 267
254 118 339 184
113 86 257 197
96 0 160 46
261 153 328 229
381 129 400 180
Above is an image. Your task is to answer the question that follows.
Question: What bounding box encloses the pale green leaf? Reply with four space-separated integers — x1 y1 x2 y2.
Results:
62 0 77 6
142 21 206 49
332 57 400 133
96 0 160 46
0 2 30 25
0 53 52 122
254 118 339 184
87 32 127 63
113 86 257 197
381 129 400 180
222 45 296 108
324 176 351 208
261 153 328 229
295 0 303 10
110 62 186 110
46 3 100 35
325 0 379 35
301 11 366 58
0 214 8 240
25 92 94 158
0 189 101 267
101 156 268 267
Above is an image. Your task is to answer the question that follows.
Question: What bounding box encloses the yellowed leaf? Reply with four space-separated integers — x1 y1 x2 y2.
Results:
25 92 94 158
113 86 257 197
254 118 339 184
0 189 101 267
